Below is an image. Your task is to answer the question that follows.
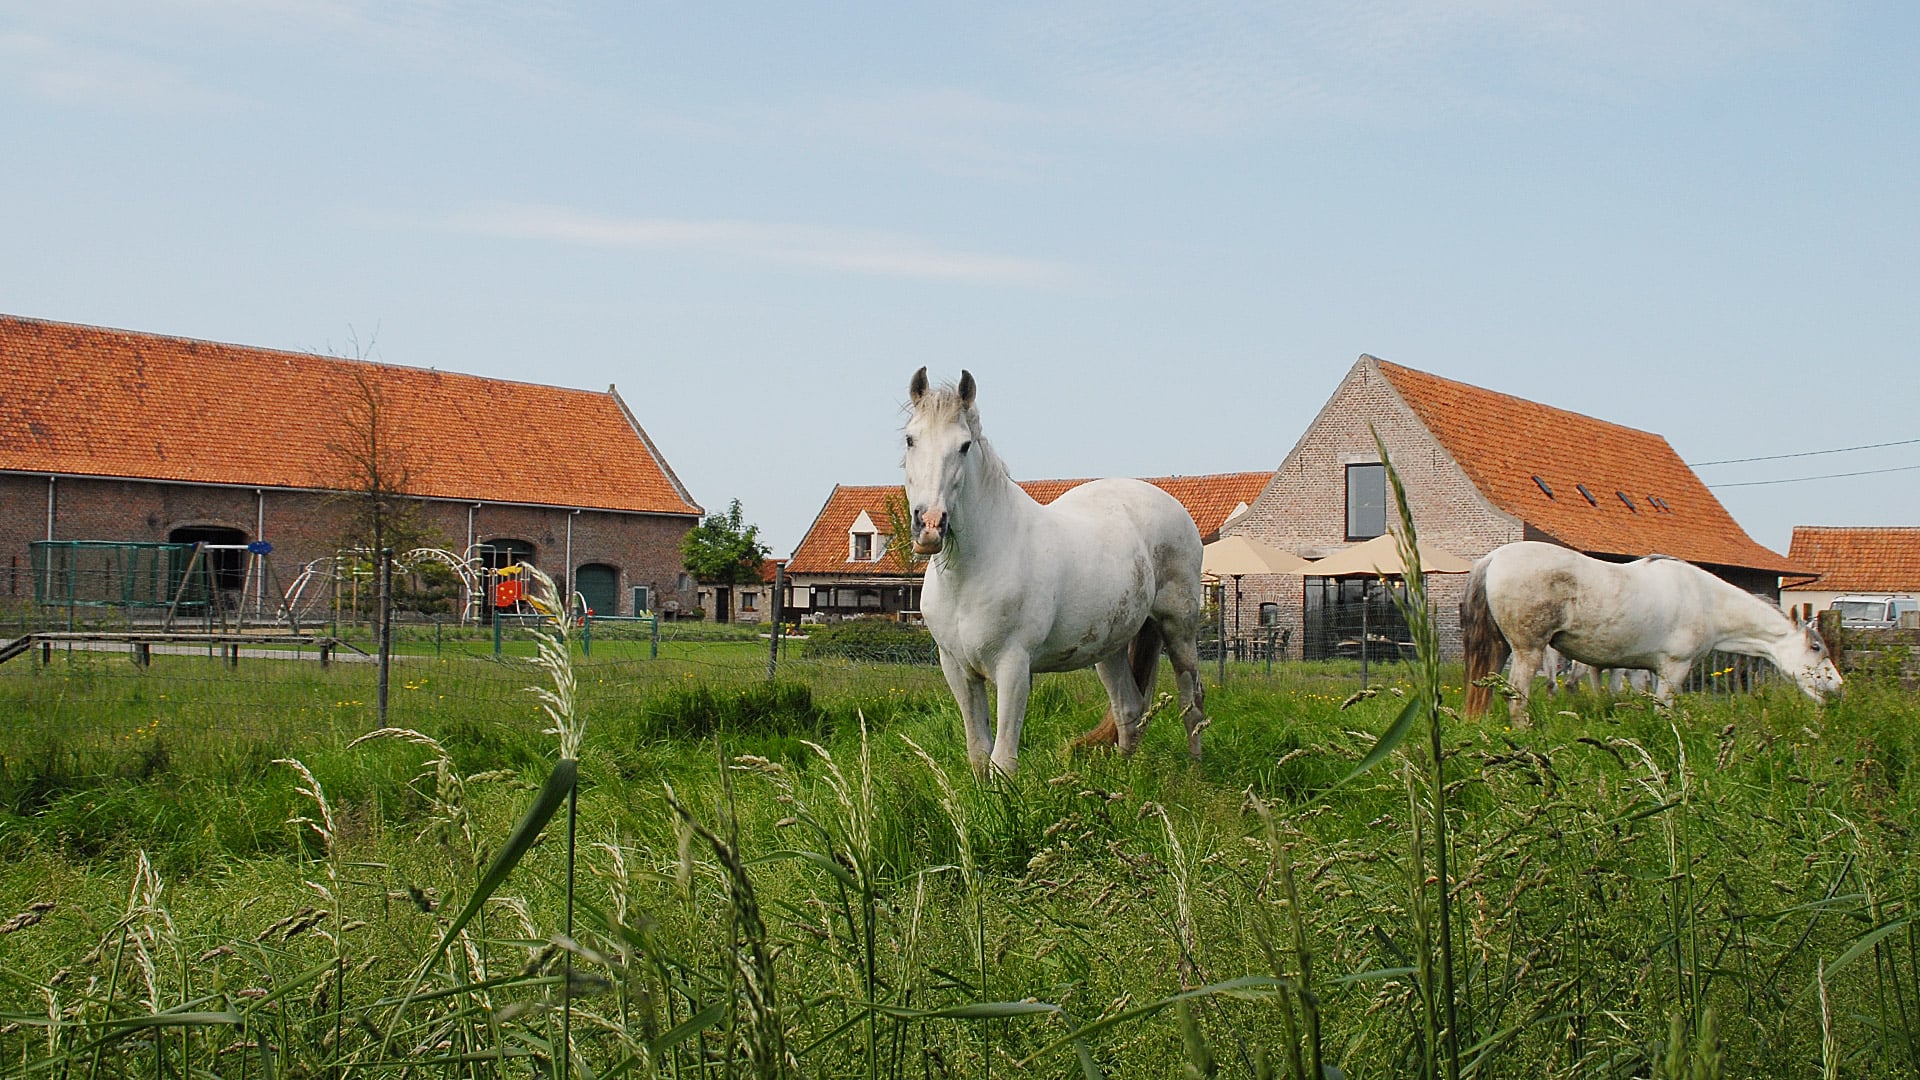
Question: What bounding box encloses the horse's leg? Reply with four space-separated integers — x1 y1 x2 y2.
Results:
988 654 1033 778
938 649 993 777
1161 624 1210 760
1654 659 1690 706
1508 644 1545 727
1075 620 1162 749
1093 651 1148 755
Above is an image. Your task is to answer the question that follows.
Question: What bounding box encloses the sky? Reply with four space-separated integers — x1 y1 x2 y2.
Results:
4 2 1917 558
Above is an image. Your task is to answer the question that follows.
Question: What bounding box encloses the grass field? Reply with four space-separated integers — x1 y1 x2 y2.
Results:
2 635 1918 1078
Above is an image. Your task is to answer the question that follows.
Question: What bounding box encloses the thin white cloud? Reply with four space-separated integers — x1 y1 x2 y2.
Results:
0 0 569 112
1013 0 1819 135
0 32 246 113
447 203 1085 290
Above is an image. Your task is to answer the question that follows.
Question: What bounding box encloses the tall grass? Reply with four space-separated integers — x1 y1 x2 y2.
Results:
5 582 1920 1073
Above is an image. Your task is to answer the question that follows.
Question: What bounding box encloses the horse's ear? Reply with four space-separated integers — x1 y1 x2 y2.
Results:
909 366 929 404
958 369 976 408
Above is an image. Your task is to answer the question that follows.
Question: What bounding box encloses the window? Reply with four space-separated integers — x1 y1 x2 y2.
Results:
740 590 758 612
1532 475 1554 498
1345 463 1386 540
1616 491 1638 512
1259 602 1279 627
851 532 873 561
1575 484 1597 506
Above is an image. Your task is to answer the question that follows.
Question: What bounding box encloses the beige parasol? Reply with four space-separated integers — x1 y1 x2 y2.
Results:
1200 534 1314 577
1304 532 1474 577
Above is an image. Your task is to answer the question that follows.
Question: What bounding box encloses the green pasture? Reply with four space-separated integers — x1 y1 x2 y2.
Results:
2 642 1918 1078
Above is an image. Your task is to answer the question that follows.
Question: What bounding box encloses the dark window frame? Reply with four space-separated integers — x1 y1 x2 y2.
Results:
1345 463 1387 540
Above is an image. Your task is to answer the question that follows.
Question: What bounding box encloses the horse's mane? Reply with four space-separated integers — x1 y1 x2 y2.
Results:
1634 552 1798 627
905 382 1012 484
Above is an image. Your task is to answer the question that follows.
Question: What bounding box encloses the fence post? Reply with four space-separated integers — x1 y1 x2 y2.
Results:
494 612 503 657
650 614 659 659
377 548 392 726
1817 609 1844 671
583 612 592 658
1215 582 1226 686
767 563 784 682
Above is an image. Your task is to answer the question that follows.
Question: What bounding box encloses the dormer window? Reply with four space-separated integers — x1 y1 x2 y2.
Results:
847 510 884 562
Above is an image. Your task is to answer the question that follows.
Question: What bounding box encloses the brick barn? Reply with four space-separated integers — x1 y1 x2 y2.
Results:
0 314 703 620
782 473 1271 622
1226 355 1797 658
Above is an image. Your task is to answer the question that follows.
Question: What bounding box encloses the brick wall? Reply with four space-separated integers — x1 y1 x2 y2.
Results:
1224 358 1523 659
1 473 695 617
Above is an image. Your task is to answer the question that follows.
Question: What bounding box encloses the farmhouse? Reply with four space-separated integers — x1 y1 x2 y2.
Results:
783 473 1271 622
1781 526 1920 620
0 314 703 620
693 558 783 625
1226 355 1797 658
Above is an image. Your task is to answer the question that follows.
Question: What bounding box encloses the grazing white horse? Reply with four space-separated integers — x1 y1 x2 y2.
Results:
902 368 1211 777
1462 541 1841 723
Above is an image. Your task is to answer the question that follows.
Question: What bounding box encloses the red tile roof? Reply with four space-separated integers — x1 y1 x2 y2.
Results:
1784 527 1920 592
1022 472 1271 542
1374 358 1793 572
785 472 1272 576
0 314 701 516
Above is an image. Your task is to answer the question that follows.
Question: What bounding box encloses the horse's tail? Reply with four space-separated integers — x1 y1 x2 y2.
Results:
1461 559 1509 718
1074 618 1164 748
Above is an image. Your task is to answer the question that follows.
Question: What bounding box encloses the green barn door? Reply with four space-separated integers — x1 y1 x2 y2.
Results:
574 564 620 617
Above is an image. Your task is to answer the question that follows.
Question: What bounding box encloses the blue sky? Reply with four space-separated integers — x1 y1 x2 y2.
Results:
4 2 1916 557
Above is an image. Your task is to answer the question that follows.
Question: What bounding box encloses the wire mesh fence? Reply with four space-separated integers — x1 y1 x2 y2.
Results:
2 596 1787 752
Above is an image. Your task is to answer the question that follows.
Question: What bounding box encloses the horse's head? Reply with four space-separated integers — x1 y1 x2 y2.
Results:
1783 621 1844 702
902 366 980 556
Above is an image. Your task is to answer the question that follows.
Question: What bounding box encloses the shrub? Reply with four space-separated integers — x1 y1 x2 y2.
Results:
802 619 939 665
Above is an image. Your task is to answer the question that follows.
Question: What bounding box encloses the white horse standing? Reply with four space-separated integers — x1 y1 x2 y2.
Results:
902 368 1212 777
1462 541 1841 723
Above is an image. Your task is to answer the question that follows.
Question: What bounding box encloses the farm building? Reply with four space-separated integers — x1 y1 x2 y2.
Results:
782 473 1271 622
1225 355 1798 659
693 558 783 625
1780 526 1920 620
0 313 703 621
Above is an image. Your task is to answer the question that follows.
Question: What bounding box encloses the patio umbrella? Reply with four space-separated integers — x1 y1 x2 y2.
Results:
1303 532 1473 578
1201 534 1315 577
1201 536 1312 680
1302 533 1471 689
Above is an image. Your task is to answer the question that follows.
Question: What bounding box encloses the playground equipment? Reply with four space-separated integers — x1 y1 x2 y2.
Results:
8 539 339 667
283 546 492 626
28 539 297 631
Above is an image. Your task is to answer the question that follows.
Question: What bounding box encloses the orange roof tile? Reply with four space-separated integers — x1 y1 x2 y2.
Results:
1374 358 1793 572
1785 527 1920 592
0 314 701 516
784 472 1272 577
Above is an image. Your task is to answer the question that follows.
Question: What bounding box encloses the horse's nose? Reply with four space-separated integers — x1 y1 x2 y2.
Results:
912 506 947 554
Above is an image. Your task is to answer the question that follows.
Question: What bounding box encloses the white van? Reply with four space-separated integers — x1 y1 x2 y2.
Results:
1828 594 1920 629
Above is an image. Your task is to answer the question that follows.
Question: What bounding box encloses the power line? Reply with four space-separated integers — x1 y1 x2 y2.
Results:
1690 437 1920 467
1708 462 1920 489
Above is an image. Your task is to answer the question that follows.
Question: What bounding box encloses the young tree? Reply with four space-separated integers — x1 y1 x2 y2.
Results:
679 499 771 607
323 350 439 723
326 366 439 564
